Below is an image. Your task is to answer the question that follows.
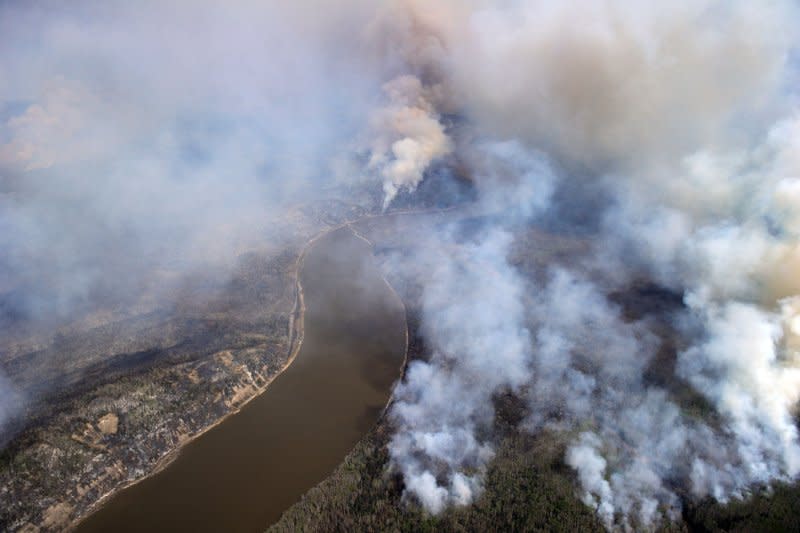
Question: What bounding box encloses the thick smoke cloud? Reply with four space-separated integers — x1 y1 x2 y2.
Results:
386 142 555 511
379 0 800 528
4 0 800 529
0 0 392 426
367 75 452 208
0 1 387 321
389 229 525 513
399 0 794 167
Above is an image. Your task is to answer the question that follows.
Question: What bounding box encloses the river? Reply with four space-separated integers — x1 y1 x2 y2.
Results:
75 226 407 532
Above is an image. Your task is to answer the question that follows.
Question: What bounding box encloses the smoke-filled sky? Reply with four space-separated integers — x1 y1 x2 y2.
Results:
0 0 390 441
0 1 388 317
376 0 800 528
3 0 800 529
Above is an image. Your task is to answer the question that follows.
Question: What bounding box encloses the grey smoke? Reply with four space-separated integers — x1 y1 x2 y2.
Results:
367 75 452 208
380 0 800 528
0 0 393 433
526 267 799 527
388 228 530 513
4 1 800 529
386 141 555 512
0 0 385 316
0 371 23 438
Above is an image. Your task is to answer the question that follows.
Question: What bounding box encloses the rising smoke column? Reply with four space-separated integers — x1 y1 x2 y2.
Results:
368 75 452 209
379 0 800 528
388 228 528 513
385 141 555 512
4 0 800 528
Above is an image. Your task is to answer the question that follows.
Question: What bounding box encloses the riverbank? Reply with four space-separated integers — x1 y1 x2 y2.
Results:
0 203 456 532
266 216 613 532
67 219 377 531
72 225 408 532
0 195 379 532
1 244 299 532
66 244 309 531
69 210 446 530
269 214 800 533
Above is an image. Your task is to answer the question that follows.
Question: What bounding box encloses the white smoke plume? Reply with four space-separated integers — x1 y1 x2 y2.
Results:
0 0 406 432
527 267 800 527
386 142 555 511
4 0 800 529
388 228 529 512
380 0 800 528
368 75 452 208
398 0 793 167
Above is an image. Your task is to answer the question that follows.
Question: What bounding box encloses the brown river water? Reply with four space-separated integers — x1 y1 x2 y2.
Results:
75 226 407 532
